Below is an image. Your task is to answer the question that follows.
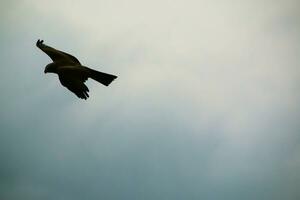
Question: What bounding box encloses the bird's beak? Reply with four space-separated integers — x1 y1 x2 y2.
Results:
44 66 50 73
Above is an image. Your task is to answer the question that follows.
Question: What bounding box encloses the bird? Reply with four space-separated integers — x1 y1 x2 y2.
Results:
36 39 117 100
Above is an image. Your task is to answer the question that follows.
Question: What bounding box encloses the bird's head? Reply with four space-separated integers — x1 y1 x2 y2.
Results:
44 63 57 74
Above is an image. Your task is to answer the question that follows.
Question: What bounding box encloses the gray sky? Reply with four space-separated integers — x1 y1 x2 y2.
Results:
0 0 300 199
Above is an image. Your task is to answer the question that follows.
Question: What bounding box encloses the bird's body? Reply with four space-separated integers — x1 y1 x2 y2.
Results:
36 39 117 99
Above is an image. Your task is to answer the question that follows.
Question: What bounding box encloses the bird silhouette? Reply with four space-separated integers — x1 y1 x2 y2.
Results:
37 39 117 99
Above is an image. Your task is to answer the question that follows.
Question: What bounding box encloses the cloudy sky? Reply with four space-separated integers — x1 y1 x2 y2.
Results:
0 0 300 199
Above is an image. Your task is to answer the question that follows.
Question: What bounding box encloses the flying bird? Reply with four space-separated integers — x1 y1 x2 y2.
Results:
36 39 117 99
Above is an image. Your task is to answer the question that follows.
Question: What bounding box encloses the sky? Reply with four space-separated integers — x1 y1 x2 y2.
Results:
0 0 300 199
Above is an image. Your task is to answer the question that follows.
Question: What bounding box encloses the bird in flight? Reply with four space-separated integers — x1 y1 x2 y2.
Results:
36 39 117 100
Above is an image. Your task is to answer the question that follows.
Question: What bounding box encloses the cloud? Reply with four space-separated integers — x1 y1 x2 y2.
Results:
0 0 300 199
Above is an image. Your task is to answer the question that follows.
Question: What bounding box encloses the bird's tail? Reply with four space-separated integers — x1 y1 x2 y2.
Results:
88 68 117 86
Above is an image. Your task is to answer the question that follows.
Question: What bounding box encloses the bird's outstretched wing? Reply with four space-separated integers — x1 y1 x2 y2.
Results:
57 66 90 99
36 39 81 65
59 76 90 99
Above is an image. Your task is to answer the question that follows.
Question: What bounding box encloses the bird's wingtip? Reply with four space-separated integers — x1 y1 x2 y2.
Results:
36 39 44 47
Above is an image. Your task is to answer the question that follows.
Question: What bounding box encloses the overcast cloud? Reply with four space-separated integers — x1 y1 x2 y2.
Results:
0 0 300 199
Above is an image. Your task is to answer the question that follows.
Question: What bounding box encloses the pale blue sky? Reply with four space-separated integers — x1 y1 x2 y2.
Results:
0 0 300 199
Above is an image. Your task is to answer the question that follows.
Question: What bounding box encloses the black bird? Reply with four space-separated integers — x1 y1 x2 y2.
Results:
37 39 117 99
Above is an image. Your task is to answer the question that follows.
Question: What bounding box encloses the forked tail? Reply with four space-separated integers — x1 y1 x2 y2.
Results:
88 68 117 86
